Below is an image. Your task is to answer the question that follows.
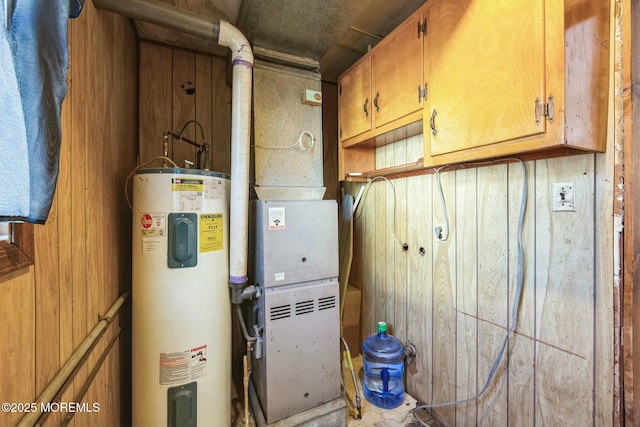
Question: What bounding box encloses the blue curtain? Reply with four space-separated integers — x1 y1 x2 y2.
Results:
0 0 71 224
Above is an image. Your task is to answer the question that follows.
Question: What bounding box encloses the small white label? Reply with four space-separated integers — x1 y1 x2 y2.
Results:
141 237 162 254
204 177 224 200
268 207 286 230
275 272 285 281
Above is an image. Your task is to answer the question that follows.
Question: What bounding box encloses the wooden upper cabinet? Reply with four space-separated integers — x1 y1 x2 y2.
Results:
371 13 425 129
424 0 610 166
338 57 371 142
337 0 609 179
426 0 545 155
338 8 425 147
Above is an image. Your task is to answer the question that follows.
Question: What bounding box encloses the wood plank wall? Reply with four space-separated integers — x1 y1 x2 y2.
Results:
344 143 615 427
621 0 639 424
138 41 232 175
0 2 138 426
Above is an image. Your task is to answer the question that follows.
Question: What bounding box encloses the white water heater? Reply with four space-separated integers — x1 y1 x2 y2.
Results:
132 168 230 427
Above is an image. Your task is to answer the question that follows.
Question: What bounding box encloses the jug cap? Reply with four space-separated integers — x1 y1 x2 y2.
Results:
377 321 387 333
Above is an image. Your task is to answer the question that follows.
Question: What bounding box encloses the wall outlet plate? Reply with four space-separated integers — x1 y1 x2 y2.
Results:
552 182 575 211
434 223 448 242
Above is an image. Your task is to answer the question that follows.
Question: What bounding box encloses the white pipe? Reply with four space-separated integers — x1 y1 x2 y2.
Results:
218 21 253 287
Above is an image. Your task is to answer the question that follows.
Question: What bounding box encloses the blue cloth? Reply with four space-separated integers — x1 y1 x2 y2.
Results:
0 0 29 220
0 0 70 224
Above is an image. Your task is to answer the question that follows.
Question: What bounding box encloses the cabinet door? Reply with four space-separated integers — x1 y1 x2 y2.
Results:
372 13 424 128
338 57 372 142
425 0 546 156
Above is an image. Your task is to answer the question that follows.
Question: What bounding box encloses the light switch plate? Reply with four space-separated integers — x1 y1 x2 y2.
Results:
552 182 575 211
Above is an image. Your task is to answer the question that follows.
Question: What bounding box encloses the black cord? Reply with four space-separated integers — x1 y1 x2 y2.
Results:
177 120 206 141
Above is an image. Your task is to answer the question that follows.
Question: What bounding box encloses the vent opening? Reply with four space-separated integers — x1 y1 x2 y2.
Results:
270 304 291 320
295 299 314 316
318 295 336 310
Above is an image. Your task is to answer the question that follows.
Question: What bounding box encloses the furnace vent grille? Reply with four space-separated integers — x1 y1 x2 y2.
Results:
295 300 314 316
270 304 291 320
318 295 336 311
270 294 337 321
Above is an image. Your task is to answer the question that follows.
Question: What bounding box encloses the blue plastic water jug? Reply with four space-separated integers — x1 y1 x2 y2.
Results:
362 321 405 409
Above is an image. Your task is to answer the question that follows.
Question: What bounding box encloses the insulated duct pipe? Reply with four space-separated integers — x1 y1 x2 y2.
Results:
93 0 254 299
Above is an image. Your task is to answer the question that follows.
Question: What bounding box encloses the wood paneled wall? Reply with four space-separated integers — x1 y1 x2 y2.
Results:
138 41 232 174
621 0 639 424
0 2 138 426
344 142 615 426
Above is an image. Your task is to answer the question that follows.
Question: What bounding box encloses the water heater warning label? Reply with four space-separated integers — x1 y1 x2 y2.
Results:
171 178 203 212
159 345 208 385
171 178 204 192
200 213 223 252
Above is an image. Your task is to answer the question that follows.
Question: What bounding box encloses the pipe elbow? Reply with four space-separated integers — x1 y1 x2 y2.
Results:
218 20 253 66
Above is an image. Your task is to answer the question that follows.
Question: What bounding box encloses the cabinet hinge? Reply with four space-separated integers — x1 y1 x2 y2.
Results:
418 18 427 38
339 126 342 139
535 95 554 125
418 84 428 102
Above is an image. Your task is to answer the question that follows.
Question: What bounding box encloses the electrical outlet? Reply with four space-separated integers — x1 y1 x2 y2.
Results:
552 182 575 211
434 224 448 242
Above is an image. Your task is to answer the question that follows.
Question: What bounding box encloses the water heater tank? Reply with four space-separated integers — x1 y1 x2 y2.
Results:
132 168 230 427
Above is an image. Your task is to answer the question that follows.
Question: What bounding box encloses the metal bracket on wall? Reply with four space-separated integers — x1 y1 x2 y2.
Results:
535 95 554 125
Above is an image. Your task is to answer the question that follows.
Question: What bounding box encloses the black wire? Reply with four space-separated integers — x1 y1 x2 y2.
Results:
177 120 206 141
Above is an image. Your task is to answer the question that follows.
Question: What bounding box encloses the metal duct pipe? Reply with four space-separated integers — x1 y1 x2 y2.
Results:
92 0 220 40
93 0 254 296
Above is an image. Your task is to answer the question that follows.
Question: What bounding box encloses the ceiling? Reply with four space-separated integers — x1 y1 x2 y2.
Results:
133 0 427 82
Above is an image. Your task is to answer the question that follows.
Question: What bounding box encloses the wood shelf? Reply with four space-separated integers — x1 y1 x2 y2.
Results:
344 158 426 181
342 116 423 149
341 146 592 182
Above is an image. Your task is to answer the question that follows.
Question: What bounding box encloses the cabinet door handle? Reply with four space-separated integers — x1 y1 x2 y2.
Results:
374 91 380 112
430 109 438 136
363 97 369 117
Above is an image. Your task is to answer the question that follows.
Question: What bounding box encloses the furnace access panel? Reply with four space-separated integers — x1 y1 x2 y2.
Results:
251 199 339 288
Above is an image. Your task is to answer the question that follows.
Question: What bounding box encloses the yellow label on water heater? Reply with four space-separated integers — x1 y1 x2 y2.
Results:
171 178 204 192
200 213 223 252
